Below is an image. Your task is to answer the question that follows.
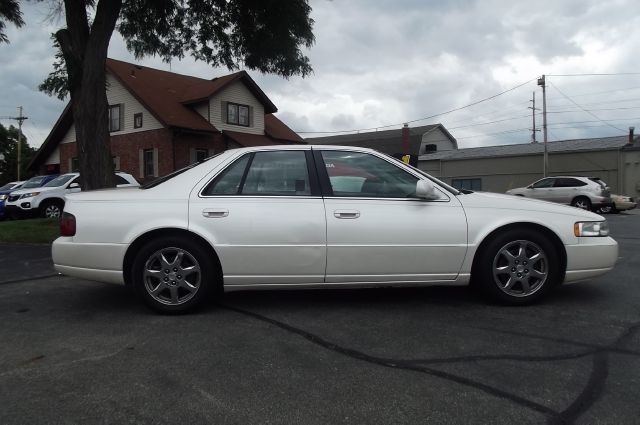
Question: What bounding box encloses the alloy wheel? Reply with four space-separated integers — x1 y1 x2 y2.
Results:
492 239 548 298
44 205 61 218
143 247 201 306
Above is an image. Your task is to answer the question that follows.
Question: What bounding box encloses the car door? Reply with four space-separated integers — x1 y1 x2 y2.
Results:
551 178 576 204
528 177 555 201
189 149 327 286
314 148 467 283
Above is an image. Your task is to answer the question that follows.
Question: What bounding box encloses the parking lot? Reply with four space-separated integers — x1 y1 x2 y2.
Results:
1 212 639 424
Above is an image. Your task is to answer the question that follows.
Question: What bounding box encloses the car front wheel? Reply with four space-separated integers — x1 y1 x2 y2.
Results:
476 229 560 304
132 237 216 314
41 200 64 218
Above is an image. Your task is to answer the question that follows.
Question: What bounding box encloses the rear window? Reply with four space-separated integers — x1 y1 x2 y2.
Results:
589 177 608 188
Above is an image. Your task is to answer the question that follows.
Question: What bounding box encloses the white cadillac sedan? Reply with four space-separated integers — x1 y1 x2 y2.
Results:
53 145 618 313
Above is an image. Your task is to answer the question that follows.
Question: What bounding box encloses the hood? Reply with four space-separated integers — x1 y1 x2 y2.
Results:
458 191 604 220
8 186 64 196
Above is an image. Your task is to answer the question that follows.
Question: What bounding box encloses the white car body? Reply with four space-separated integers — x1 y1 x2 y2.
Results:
5 172 139 218
52 145 618 312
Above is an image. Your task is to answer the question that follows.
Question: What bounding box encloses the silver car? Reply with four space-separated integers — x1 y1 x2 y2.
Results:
507 176 611 210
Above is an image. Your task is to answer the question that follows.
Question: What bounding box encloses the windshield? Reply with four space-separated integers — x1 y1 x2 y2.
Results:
44 175 76 188
141 154 221 189
21 176 47 189
0 183 18 191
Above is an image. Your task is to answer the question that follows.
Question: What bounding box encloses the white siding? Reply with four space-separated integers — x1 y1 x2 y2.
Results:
106 73 163 134
420 128 456 154
193 102 209 121
59 74 164 144
60 124 76 144
209 81 265 134
45 146 60 164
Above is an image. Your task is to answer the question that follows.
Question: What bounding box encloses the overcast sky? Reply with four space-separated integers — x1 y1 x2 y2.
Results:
1 0 640 149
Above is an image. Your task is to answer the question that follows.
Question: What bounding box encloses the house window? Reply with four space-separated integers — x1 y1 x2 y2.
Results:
70 157 79 172
227 102 250 127
195 148 208 163
144 149 155 177
452 178 482 191
112 156 120 171
134 113 143 129
108 104 122 132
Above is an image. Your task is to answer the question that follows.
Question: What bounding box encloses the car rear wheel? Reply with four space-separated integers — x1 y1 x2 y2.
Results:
132 236 216 314
476 229 560 304
598 205 617 214
571 197 592 211
40 200 64 218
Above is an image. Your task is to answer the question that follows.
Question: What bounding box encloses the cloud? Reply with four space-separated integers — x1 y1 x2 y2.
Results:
1 0 639 150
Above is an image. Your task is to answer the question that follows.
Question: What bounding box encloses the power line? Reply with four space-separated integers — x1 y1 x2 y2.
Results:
547 73 640 77
547 82 626 133
299 78 538 135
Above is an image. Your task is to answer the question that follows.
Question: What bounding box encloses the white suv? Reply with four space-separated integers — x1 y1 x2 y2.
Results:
5 172 139 219
506 176 612 211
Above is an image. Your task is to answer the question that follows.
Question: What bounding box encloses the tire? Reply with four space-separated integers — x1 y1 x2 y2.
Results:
131 236 217 314
40 200 64 219
571 197 592 211
598 205 617 214
475 229 560 305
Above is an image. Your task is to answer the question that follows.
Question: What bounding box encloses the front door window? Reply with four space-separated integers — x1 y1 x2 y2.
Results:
320 151 418 198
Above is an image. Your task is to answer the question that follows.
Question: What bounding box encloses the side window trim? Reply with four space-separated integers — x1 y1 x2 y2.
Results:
311 148 334 197
236 152 255 195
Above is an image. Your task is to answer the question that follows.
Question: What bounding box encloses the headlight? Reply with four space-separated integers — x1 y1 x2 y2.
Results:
0 194 6 201
574 221 609 237
20 192 40 199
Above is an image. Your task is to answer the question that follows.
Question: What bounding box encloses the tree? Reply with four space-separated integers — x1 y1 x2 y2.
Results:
0 0 24 43
0 123 36 185
28 0 314 190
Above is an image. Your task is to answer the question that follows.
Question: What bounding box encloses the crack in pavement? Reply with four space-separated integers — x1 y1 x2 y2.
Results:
221 304 640 425
0 274 60 286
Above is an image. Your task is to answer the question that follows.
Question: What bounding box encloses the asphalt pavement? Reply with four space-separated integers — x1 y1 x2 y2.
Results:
1 212 639 424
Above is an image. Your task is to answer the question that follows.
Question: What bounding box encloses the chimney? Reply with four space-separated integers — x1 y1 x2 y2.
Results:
628 126 635 145
402 123 410 154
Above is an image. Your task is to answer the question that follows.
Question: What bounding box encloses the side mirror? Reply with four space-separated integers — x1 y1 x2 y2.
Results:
415 180 438 200
69 182 80 189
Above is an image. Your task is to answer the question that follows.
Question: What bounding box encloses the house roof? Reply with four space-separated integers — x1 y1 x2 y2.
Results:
29 58 302 170
106 58 279 132
418 135 635 161
305 124 457 155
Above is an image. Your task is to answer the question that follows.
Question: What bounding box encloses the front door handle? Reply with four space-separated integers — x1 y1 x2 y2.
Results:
334 209 360 219
202 208 229 218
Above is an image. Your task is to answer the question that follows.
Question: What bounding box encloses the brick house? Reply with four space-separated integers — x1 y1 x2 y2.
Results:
29 58 304 181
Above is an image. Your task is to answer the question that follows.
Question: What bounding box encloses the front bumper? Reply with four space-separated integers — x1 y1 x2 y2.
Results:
564 236 618 283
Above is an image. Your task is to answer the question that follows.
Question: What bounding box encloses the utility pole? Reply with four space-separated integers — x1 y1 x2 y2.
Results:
0 106 29 180
537 75 548 177
528 92 540 144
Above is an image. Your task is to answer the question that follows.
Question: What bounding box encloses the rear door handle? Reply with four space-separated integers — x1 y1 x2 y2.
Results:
202 208 229 218
334 209 360 219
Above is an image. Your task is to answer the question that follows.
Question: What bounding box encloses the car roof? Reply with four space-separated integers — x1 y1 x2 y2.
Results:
226 144 381 154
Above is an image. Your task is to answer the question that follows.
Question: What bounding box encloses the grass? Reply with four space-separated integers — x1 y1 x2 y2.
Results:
0 218 60 244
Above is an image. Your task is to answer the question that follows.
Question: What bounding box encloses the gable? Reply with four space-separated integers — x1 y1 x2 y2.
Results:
209 81 266 135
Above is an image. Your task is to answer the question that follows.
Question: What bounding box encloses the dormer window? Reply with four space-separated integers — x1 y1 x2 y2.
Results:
227 102 250 127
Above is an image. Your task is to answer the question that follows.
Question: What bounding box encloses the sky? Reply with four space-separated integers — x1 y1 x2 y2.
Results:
1 0 640 150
